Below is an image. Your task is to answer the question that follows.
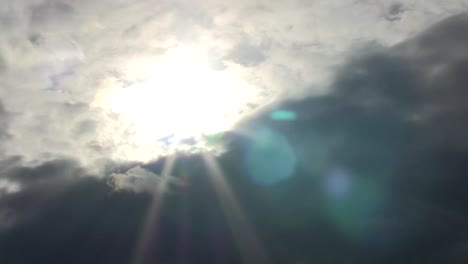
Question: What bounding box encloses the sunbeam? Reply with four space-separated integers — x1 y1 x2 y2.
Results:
176 180 191 264
132 155 177 264
202 153 270 264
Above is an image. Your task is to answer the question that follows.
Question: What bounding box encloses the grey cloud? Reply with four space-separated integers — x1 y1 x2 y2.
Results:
224 15 468 258
0 55 6 73
30 1 75 28
227 43 268 66
237 13 468 189
0 159 87 229
109 165 183 193
0 177 151 264
1 159 83 186
0 100 9 140
335 14 468 148
385 2 406 21
72 119 97 137
0 157 176 231
332 44 418 116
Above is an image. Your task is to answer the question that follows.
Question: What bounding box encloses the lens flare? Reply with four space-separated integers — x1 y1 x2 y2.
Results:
246 128 296 186
323 167 384 240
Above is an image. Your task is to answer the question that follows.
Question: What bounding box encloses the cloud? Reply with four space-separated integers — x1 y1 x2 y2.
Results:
333 14 468 148
0 156 184 229
1 12 468 263
0 100 10 145
0 159 87 230
0 0 465 209
0 172 153 264
0 0 464 169
224 14 468 259
109 165 182 193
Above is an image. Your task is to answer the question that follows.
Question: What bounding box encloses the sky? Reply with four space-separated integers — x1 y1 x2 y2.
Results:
1 1 468 264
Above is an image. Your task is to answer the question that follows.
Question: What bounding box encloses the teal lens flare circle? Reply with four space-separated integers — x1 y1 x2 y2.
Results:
246 128 296 186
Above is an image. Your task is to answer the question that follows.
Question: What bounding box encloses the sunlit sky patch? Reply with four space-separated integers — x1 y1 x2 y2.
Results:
92 44 269 161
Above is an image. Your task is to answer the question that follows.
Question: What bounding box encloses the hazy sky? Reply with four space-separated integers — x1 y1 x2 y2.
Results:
1 1 468 263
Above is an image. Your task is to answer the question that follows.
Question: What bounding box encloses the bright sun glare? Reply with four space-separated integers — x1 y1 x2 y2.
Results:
93 44 263 161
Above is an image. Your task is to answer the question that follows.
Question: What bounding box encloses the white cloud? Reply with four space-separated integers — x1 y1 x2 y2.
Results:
0 0 465 169
0 179 20 197
109 165 181 193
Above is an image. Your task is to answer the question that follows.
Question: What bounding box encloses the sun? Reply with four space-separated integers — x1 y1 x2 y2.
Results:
92 44 263 161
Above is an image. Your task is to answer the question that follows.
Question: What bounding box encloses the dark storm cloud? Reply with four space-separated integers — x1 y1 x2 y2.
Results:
0 159 88 228
0 174 153 264
0 155 237 264
309 14 468 151
2 14 468 264
0 155 176 231
328 14 468 149
226 14 468 263
396 14 468 148
1 159 83 185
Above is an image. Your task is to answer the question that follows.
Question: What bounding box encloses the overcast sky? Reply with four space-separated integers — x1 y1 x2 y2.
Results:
1 1 468 264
